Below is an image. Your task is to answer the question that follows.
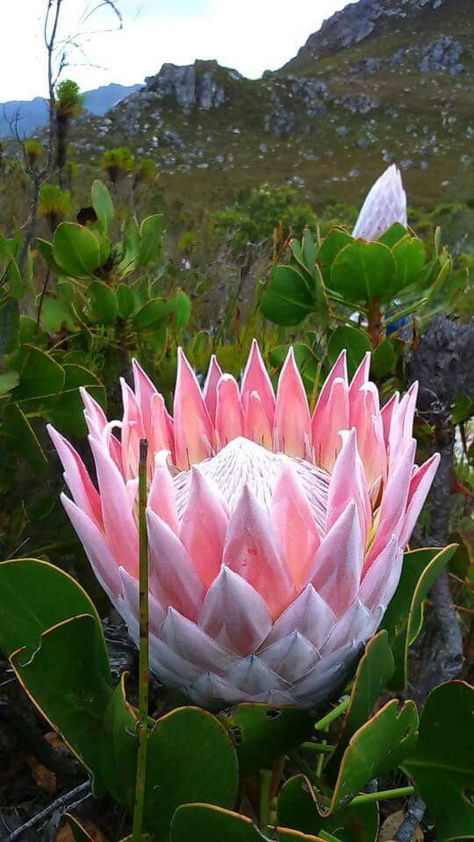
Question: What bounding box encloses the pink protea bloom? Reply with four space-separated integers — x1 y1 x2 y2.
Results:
48 342 438 709
353 164 407 241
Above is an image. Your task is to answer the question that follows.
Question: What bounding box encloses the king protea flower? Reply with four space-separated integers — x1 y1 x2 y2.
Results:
353 164 407 241
48 343 438 709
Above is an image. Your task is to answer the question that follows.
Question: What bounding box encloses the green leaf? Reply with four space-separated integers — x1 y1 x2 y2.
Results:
278 775 379 842
46 364 106 437
326 632 394 783
378 223 408 248
318 229 353 283
91 180 114 233
139 214 165 268
0 252 24 299
53 223 101 277
2 403 47 475
171 804 270 842
381 545 457 691
392 237 426 290
100 674 137 807
118 219 140 277
19 315 48 348
117 283 136 319
269 343 319 393
451 394 473 425
330 241 396 304
219 704 313 777
0 296 19 353
260 265 315 327
171 803 326 842
41 297 76 333
371 339 396 378
327 326 371 378
403 681 474 842
0 557 106 661
88 281 118 325
171 289 192 329
100 681 239 829
0 370 19 395
10 346 65 407
36 237 65 275
133 298 169 331
10 614 112 792
144 706 239 832
326 699 418 813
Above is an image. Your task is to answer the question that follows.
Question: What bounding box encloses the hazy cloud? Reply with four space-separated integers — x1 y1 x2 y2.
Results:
1 0 347 101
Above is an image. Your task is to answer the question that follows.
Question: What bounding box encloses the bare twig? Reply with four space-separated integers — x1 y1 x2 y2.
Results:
396 316 474 840
394 796 426 842
5 781 91 841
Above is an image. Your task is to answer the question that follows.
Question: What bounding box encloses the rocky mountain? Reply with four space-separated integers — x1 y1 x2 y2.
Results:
69 0 473 212
0 83 141 138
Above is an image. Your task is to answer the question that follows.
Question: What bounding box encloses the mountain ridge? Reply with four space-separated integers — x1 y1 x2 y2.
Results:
8 0 474 219
0 82 142 138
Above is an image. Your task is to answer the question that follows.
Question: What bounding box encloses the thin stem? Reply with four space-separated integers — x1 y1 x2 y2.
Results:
352 786 415 805
319 832 343 842
259 769 272 831
301 742 334 755
314 697 350 733
132 439 149 842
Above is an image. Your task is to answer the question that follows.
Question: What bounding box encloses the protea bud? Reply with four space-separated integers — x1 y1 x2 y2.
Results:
353 164 407 241
48 343 438 709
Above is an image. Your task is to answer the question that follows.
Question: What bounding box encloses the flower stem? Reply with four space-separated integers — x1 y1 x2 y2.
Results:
259 769 273 830
314 697 350 733
132 439 149 842
352 785 415 805
301 742 334 754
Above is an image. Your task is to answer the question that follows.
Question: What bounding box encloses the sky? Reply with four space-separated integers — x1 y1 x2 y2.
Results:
2 0 349 102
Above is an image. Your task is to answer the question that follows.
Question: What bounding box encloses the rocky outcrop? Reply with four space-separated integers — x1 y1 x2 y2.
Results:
264 77 331 135
341 94 379 114
143 60 239 111
292 0 446 62
419 36 464 74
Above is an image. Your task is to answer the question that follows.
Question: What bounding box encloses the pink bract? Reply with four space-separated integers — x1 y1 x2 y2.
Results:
49 341 438 709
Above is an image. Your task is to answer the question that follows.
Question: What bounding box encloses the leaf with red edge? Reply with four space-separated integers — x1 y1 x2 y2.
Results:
381 545 457 691
10 614 112 795
278 775 379 842
170 803 327 842
326 631 394 784
403 681 474 842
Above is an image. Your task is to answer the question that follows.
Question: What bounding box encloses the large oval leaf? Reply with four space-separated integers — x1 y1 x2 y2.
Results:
220 703 313 777
381 545 457 691
403 681 474 842
53 223 102 277
46 363 106 437
278 776 379 842
100 681 239 831
260 265 315 327
91 180 114 233
330 241 396 304
171 803 326 842
325 631 394 783
327 326 371 378
0 557 106 662
87 280 118 325
10 614 112 793
145 706 239 832
2 404 47 475
10 345 65 407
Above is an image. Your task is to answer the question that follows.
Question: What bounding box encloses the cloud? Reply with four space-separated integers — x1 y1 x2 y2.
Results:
1 0 348 101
